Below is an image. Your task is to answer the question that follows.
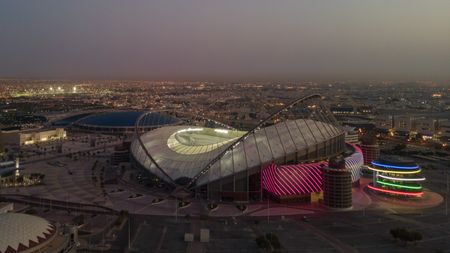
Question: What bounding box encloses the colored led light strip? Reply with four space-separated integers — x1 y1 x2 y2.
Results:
266 164 285 196
368 166 421 174
371 161 419 170
368 184 423 197
378 174 426 182
263 156 364 197
283 166 309 194
376 180 422 190
262 163 325 197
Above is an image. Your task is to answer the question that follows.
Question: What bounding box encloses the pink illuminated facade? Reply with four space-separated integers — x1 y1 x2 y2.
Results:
261 142 364 200
261 162 325 198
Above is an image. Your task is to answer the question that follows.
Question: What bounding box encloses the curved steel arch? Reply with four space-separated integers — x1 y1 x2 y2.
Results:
134 111 180 187
186 93 334 188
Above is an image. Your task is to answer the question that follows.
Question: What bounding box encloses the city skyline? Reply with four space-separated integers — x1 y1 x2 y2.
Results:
0 80 449 253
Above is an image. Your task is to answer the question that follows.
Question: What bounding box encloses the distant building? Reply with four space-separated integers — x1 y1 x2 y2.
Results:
342 126 360 145
356 106 374 115
437 120 450 143
374 115 393 133
413 117 438 140
72 111 180 135
0 161 17 179
330 106 355 116
0 128 66 147
393 116 413 136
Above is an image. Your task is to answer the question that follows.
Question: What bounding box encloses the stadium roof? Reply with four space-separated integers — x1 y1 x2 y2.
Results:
0 213 55 253
132 118 343 186
76 111 179 127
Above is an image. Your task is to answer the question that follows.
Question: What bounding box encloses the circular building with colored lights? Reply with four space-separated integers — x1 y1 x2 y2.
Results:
367 156 425 198
72 111 180 134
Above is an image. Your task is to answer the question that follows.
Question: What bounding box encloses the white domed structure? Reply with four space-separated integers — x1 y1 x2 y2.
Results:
131 119 344 185
0 213 55 253
131 94 365 203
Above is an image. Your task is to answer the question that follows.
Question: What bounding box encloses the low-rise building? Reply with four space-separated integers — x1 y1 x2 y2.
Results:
0 128 66 147
393 116 413 136
374 115 393 133
438 119 450 143
414 118 438 140
343 126 360 145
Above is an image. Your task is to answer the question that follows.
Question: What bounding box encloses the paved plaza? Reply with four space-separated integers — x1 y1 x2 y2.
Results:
1 151 448 253
106 206 450 253
1 157 110 205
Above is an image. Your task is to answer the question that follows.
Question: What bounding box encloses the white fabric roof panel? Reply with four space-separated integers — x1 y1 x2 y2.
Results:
243 134 261 169
219 150 235 178
131 119 343 186
275 122 296 156
263 126 286 160
295 120 316 147
232 143 247 174
284 120 308 151
0 213 55 253
253 130 273 164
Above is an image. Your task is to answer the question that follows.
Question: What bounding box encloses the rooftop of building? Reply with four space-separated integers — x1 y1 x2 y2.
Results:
75 111 179 128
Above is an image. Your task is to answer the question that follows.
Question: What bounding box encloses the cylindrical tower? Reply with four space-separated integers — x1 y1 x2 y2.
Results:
322 157 352 209
360 134 380 165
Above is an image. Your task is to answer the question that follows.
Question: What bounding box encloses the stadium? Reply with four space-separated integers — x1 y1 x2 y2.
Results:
70 111 180 134
131 95 364 202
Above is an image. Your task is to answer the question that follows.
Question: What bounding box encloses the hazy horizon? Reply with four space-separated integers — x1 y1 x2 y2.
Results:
1 0 449 81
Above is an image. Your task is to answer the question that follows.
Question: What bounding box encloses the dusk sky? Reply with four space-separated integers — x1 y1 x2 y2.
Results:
1 0 449 81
